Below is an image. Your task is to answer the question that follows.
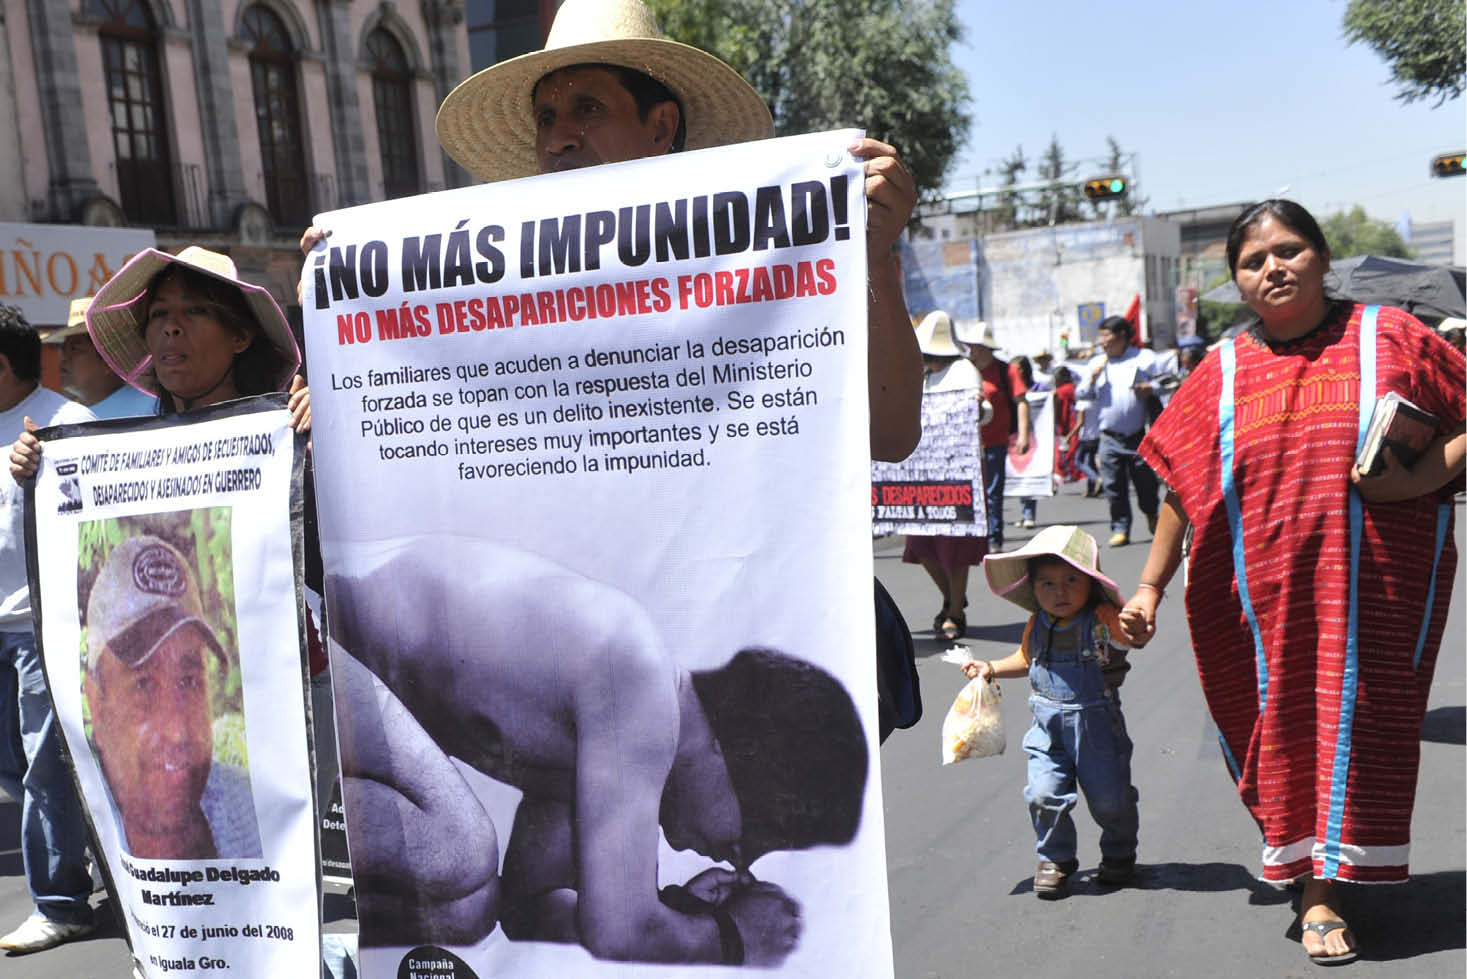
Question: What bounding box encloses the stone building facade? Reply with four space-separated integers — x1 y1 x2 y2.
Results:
1 0 557 331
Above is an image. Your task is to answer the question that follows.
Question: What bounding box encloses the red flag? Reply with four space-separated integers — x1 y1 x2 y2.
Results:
1124 293 1142 346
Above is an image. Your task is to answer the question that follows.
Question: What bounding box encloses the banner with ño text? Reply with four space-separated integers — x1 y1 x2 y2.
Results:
24 396 318 979
304 131 891 978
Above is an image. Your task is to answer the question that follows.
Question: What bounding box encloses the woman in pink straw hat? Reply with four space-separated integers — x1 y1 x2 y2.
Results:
10 245 311 474
962 525 1146 899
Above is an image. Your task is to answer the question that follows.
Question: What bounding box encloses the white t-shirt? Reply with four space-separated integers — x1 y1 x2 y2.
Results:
1075 397 1101 441
0 386 95 630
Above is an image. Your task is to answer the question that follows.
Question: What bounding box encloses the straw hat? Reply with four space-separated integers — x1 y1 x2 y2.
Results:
86 246 300 396
436 0 774 183
982 525 1123 614
954 319 999 349
916 310 965 358
41 297 93 345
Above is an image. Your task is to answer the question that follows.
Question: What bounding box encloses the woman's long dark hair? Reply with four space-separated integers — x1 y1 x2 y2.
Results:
1225 199 1331 279
143 265 291 414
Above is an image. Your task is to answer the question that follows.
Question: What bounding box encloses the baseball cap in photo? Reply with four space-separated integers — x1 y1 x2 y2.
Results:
86 535 228 674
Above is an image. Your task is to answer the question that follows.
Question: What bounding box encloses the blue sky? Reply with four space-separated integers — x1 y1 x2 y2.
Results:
949 0 1465 254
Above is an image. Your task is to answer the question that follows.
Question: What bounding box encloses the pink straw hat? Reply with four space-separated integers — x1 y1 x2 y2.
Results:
85 246 300 396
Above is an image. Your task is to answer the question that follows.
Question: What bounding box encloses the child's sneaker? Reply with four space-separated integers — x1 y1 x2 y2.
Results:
1034 859 1076 899
1096 856 1136 886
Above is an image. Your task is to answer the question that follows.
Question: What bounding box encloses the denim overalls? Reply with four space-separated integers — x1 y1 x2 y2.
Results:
1021 604 1140 868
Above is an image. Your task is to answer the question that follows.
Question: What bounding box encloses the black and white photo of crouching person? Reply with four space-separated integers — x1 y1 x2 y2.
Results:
325 537 869 966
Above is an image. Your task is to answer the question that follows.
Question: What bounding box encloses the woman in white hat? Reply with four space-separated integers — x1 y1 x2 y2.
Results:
902 311 986 641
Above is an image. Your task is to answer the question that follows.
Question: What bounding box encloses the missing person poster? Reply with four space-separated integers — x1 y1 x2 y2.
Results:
1005 390 1055 498
24 397 318 979
303 130 891 978
870 390 984 536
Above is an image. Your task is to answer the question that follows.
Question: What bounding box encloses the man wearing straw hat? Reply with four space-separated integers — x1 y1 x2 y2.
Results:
305 0 922 461
0 305 98 953
45 298 157 420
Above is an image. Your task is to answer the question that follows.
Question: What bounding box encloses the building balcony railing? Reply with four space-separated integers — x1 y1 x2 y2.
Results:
261 171 341 230
110 160 211 232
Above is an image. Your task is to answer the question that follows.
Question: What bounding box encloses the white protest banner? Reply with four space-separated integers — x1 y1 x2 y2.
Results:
303 129 889 978
871 390 984 536
24 397 318 979
1005 390 1055 498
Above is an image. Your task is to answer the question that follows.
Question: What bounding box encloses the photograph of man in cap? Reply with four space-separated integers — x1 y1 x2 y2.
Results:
82 530 261 861
305 0 923 462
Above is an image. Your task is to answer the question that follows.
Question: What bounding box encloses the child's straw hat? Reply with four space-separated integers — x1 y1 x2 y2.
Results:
982 525 1123 613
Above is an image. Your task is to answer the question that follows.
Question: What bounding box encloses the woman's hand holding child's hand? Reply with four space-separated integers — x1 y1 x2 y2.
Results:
1119 594 1158 647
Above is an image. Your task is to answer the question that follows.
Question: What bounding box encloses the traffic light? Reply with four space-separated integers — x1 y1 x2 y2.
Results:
1083 175 1128 200
1431 151 1465 177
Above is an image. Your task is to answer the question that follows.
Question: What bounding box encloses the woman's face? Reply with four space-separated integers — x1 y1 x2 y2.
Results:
144 279 252 408
1232 215 1329 326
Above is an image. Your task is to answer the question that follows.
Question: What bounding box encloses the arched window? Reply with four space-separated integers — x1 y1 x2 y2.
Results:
242 5 308 227
367 29 420 199
93 0 177 225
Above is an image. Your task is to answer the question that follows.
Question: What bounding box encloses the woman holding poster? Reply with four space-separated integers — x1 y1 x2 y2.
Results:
902 311 985 641
9 245 321 977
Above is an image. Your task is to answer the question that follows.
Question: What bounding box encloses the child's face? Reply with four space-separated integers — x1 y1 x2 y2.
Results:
1033 563 1091 619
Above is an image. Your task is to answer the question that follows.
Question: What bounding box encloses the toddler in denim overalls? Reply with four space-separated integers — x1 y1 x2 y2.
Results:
967 525 1142 899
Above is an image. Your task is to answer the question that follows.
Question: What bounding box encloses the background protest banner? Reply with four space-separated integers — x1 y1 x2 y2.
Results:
304 130 891 978
871 390 984 536
24 397 318 979
1005 390 1055 498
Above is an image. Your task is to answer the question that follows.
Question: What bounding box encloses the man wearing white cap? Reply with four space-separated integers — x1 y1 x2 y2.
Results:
0 305 97 953
45 297 157 420
306 0 922 461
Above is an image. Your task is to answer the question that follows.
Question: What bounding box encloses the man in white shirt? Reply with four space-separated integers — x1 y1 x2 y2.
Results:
1074 316 1160 547
0 304 98 953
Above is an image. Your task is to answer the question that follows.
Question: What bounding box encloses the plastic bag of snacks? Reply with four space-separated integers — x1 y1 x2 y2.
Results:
939 649 1005 764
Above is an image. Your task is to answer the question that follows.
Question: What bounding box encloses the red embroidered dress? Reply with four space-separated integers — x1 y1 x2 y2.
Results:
1139 303 1464 883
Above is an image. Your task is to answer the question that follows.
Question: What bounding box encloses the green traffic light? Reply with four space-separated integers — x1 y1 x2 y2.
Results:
1109 178 1125 193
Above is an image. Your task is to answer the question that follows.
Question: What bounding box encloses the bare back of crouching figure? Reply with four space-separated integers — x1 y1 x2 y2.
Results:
325 537 867 965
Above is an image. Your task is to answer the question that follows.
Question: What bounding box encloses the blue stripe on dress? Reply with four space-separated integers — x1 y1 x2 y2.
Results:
1217 340 1268 712
1414 504 1451 670
1323 304 1379 877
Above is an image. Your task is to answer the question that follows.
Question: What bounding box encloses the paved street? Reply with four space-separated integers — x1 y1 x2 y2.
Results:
2 485 1463 977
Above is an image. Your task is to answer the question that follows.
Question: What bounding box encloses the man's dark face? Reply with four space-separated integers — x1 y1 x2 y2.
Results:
1098 327 1128 358
89 624 214 837
532 66 679 174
